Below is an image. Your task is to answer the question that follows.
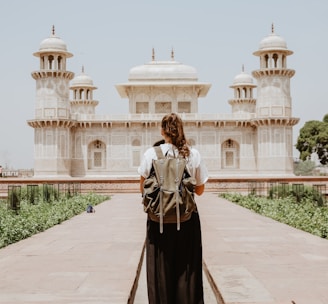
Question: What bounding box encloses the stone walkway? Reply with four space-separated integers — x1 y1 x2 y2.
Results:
197 193 328 304
0 192 327 303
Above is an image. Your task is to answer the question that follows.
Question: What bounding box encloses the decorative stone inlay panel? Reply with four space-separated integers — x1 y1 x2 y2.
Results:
178 101 191 113
111 135 127 145
58 108 68 117
132 150 140 167
155 102 171 113
271 106 283 116
136 102 149 113
259 107 269 116
200 134 216 156
177 92 192 101
44 108 55 117
154 92 172 102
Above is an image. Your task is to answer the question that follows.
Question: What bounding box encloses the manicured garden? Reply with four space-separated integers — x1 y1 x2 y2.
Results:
221 185 328 239
0 185 109 249
1 182 327 252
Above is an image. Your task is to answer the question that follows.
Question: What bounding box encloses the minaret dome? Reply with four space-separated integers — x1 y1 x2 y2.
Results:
33 25 73 58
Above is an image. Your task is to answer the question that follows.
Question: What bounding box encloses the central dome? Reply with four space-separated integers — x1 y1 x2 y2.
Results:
128 60 198 81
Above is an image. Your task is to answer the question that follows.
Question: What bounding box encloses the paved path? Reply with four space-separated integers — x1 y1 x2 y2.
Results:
0 193 146 304
0 192 327 303
197 193 328 304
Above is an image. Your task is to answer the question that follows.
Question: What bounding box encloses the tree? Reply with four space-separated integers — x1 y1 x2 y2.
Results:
295 115 328 165
323 114 328 123
315 130 328 164
294 160 316 176
296 120 322 161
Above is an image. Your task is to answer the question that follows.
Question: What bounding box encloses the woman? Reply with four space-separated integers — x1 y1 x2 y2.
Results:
138 113 208 304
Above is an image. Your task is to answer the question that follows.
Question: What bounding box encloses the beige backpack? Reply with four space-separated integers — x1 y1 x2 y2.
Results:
142 146 197 233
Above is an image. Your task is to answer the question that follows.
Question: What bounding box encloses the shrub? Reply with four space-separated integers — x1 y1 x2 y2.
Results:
221 192 328 239
0 192 109 249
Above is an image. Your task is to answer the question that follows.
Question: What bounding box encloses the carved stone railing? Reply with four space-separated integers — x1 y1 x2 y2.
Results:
71 112 256 122
1 176 327 199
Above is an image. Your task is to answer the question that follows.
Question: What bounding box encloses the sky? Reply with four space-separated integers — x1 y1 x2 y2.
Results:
0 0 327 169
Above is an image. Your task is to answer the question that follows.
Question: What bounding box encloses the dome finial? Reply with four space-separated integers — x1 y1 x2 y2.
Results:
242 64 244 72
52 25 55 36
171 47 175 61
271 23 275 34
152 48 155 61
82 65 84 73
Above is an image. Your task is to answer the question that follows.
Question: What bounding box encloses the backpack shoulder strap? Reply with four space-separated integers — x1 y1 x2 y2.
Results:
154 146 165 159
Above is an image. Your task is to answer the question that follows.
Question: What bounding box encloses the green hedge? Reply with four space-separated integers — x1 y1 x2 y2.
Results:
221 192 328 239
0 192 109 249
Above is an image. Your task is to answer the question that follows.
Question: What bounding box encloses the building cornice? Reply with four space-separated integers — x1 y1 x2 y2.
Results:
228 99 256 106
115 83 211 98
252 69 295 78
250 117 299 127
70 100 99 106
27 119 76 128
27 114 300 129
31 70 74 80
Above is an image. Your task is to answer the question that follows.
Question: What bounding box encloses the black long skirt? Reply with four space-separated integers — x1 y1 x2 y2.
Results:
146 211 204 304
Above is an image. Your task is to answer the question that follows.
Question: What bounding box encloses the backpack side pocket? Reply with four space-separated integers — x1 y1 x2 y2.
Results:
181 176 197 214
142 175 160 213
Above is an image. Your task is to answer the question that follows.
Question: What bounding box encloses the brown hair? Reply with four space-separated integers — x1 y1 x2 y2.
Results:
161 113 190 158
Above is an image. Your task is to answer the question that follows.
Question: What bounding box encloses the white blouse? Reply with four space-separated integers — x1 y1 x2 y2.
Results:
138 143 209 186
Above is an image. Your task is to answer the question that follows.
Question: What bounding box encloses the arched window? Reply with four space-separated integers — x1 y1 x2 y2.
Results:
243 87 247 98
236 88 241 98
41 56 45 69
87 140 106 169
281 55 286 68
264 54 269 68
221 139 240 169
188 138 196 147
132 139 141 146
273 53 278 68
48 55 54 70
58 56 62 70
79 88 83 100
86 89 90 100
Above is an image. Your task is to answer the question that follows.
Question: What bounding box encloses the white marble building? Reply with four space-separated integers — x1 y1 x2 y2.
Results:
27 26 299 177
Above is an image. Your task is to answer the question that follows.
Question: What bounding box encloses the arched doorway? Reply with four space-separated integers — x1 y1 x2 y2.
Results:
88 140 106 169
221 139 240 169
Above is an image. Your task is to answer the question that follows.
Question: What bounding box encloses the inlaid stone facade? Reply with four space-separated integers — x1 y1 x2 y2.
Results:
27 26 299 177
